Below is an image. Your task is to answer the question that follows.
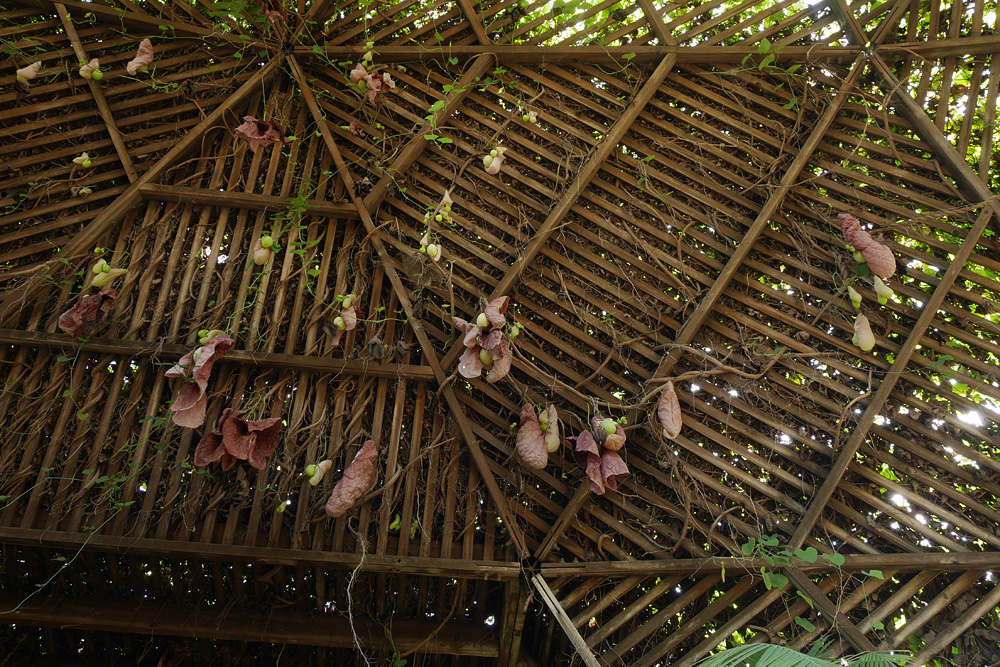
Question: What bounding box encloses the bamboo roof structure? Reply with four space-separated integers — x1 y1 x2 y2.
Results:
2 0 1000 664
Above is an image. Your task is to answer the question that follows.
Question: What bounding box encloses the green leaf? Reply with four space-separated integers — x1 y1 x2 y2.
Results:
423 134 439 141
786 63 802 75
436 136 453 144
821 552 846 567
782 96 798 110
761 535 780 547
448 57 458 65
758 38 771 54
794 547 819 563
865 569 885 580
794 616 816 632
856 262 871 276
57 356 72 363
741 538 756 555
797 590 814 608
622 52 636 61
77 410 89 421
871 620 885 630
928 354 953 367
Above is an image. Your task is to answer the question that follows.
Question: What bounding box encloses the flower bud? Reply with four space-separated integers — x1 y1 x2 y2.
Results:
873 276 893 305
476 313 489 328
847 285 862 309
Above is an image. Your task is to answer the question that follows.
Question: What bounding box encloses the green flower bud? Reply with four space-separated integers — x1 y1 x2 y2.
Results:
476 313 489 328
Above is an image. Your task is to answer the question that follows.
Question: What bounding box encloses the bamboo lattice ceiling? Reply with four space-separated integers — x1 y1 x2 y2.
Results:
2 0 1000 665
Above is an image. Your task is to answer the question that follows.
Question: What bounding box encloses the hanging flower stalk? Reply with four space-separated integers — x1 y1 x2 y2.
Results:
325 440 378 517
164 333 235 428
419 190 452 262
193 408 283 471
452 296 514 383
516 403 560 469
839 213 895 279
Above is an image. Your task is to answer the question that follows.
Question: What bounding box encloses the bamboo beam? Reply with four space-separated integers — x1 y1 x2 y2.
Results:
139 184 359 218
499 579 530 667
0 595 500 656
870 0 913 46
785 567 876 652
540 551 1000 576
531 574 601 667
0 526 519 579
55 3 139 182
361 55 493 212
787 208 995 552
0 59 282 327
287 55 528 557
634 0 676 45
441 53 678 372
871 54 1000 212
296 44 859 64
910 580 1000 665
641 58 864 391
456 0 490 44
876 570 983 651
533 483 592 561
0 329 436 380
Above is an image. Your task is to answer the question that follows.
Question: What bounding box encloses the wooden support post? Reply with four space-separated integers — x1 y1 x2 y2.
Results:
456 0 490 44
55 3 139 182
531 574 602 667
139 184 359 218
641 58 864 389
0 59 282 327
785 567 876 652
787 208 995 551
287 55 527 557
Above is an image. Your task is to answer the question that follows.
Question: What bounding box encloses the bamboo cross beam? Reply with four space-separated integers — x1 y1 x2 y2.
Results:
640 58 865 394
456 0 490 44
0 58 282 328
531 574 602 667
287 55 528 557
55 3 139 182
786 207 995 552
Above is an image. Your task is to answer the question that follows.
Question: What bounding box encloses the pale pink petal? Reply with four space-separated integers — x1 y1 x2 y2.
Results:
657 381 682 439
603 423 626 451
516 403 547 469
855 313 875 351
126 38 154 75
486 336 512 383
169 388 207 428
452 317 482 348
569 430 603 495
350 63 368 83
543 405 560 453
57 288 116 337
193 431 225 467
325 440 377 517
479 329 503 351
484 296 510 328
457 346 485 379
600 449 629 492
839 213 894 279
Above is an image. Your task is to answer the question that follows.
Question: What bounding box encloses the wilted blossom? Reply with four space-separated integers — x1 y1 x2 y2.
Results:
839 213 895 279
261 0 285 22
853 313 875 351
568 419 630 496
326 440 377 517
517 403 557 469
16 61 41 82
325 304 359 347
453 296 512 383
57 288 116 337
350 63 396 104
234 116 292 153
193 408 282 471
484 147 506 175
348 121 365 137
126 39 154 75
656 381 682 439
164 333 235 428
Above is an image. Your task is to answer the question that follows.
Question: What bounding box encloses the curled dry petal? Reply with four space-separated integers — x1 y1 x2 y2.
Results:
79 58 99 79
194 408 282 470
350 63 368 83
486 147 506 175
600 449 629 492
657 381 682 439
164 334 235 428
325 440 378 517
569 430 604 495
457 345 485 379
479 328 503 351
262 1 285 22
543 405 560 453
58 287 116 337
452 317 482 348
484 296 510 328
516 403 547 469
126 38 154 75
16 61 42 81
855 313 875 352
839 213 895 279
603 423 626 451
234 116 292 153
329 305 359 347
486 335 512 383
348 121 365 137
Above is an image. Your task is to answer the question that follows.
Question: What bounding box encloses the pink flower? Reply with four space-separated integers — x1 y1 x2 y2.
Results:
164 334 234 428
126 39 154 75
58 288 116 337
453 296 513 383
485 147 506 175
839 213 895 279
261 1 285 22
600 449 629 492
569 422 630 496
194 408 282 470
326 305 359 347
350 63 396 104
516 403 547 469
325 440 378 517
234 116 292 153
